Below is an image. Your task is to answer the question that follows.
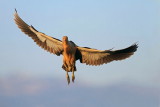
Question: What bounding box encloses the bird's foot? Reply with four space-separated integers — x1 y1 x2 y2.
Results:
72 75 75 83
66 72 70 85
72 71 75 83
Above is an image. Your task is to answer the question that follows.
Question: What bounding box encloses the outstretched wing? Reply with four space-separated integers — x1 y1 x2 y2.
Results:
76 44 138 66
14 10 63 56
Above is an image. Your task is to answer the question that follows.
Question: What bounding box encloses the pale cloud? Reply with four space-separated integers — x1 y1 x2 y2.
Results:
0 73 49 96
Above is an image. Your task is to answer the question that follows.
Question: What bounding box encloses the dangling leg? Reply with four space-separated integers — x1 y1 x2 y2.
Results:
72 71 75 83
62 61 68 71
66 72 70 85
71 63 76 82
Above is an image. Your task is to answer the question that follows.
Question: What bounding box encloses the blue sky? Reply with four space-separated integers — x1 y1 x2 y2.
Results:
0 0 160 106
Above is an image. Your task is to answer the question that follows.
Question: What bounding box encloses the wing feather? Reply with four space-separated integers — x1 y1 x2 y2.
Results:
76 44 138 66
14 11 63 56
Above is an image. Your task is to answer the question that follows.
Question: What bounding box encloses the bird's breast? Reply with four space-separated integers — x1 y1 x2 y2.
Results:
62 42 76 57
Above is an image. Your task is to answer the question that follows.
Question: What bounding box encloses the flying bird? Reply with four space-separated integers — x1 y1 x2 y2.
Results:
14 10 138 84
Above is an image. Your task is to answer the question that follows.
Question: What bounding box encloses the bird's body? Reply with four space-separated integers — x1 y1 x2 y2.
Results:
14 10 138 84
62 37 77 83
62 36 77 72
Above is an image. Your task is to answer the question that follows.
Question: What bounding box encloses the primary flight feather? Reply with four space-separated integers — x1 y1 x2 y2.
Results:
14 10 138 84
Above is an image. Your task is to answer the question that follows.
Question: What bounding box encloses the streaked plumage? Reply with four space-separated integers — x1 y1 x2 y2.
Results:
14 10 138 84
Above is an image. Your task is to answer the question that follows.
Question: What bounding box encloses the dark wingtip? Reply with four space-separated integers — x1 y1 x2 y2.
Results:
113 43 138 54
133 42 138 47
129 43 138 52
15 8 17 13
132 43 138 51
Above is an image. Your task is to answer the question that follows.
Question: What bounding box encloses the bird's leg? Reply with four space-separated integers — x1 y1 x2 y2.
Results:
62 62 68 71
66 72 70 85
62 65 66 70
72 71 75 83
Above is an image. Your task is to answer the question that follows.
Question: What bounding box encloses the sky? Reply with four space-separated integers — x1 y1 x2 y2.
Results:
0 0 160 107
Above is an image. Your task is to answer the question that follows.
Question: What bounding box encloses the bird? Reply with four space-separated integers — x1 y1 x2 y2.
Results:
14 10 138 84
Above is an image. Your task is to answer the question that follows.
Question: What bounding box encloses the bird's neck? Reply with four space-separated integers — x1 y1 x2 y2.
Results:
62 40 69 48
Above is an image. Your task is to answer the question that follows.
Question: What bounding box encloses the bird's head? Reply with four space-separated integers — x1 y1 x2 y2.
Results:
62 36 68 42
